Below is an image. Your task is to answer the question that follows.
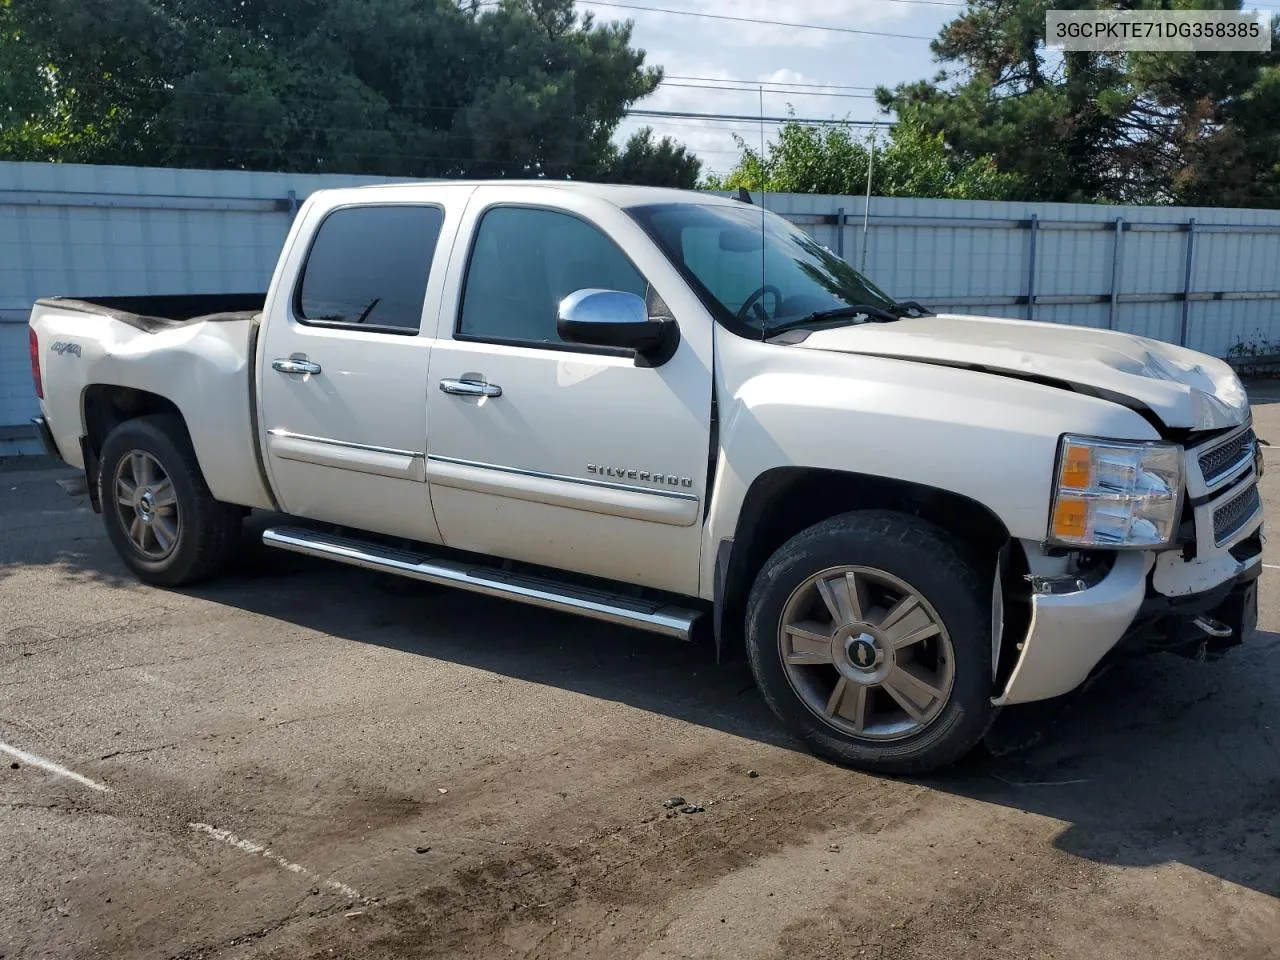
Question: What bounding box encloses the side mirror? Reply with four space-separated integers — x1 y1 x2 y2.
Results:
556 289 679 366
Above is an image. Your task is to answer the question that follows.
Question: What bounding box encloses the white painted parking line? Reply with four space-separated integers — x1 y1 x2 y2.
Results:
188 822 368 903
0 739 111 792
1263 564 1280 572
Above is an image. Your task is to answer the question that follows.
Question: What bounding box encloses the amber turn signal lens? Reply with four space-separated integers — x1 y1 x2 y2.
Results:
1060 444 1092 489
1052 497 1089 539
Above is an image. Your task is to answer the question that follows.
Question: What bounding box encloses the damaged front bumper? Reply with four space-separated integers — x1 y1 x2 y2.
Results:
994 539 1261 706
995 417 1264 706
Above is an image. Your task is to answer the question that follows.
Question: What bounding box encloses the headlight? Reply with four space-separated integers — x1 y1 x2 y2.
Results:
1048 435 1183 549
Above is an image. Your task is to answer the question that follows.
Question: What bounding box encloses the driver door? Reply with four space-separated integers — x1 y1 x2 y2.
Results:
423 189 715 595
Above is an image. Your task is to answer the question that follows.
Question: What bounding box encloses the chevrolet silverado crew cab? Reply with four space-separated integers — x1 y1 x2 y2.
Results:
28 181 1263 773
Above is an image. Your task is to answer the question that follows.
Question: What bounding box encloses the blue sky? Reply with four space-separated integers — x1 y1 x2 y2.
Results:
598 0 960 176
602 2 1280 177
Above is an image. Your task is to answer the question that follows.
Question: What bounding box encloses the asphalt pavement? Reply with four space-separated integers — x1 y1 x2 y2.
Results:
1 398 1278 960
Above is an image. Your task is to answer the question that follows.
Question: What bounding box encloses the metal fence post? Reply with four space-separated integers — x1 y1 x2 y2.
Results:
835 206 844 259
1026 214 1039 320
1179 217 1197 346
286 189 299 222
1107 216 1124 330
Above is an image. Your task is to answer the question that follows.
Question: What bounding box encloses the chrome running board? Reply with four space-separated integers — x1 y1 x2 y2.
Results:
261 525 701 641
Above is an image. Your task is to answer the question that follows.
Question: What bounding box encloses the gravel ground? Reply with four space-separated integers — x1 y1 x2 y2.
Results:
1 398 1278 960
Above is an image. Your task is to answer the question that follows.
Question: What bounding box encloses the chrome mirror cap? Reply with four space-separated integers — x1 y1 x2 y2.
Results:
556 288 679 366
557 289 648 326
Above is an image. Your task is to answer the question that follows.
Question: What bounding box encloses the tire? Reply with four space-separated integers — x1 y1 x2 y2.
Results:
745 510 995 775
98 414 242 586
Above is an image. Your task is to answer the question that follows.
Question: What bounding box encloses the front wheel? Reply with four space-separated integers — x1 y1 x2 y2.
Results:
745 511 996 775
98 414 242 586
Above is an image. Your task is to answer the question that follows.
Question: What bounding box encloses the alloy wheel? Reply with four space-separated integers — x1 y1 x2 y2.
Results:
113 450 181 560
777 565 956 740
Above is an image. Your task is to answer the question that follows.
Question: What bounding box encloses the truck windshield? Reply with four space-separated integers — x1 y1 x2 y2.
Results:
628 201 902 339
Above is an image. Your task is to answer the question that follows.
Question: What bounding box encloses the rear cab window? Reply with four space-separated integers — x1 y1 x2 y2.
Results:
295 205 444 334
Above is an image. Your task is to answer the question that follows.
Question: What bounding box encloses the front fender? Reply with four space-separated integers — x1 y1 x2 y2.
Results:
700 342 1160 596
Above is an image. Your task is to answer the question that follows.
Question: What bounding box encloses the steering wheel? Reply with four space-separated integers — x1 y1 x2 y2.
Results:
735 284 783 325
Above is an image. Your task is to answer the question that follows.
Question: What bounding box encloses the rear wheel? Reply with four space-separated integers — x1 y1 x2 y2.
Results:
745 511 995 774
98 414 241 586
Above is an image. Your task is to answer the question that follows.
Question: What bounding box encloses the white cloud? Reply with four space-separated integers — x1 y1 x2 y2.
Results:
588 0 935 50
761 68 810 85
607 0 953 173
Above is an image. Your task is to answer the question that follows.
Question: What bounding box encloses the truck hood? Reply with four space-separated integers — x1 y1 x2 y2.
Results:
795 313 1249 431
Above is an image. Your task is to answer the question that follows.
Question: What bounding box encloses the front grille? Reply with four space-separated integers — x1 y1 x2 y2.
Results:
1213 483 1261 546
1199 429 1255 486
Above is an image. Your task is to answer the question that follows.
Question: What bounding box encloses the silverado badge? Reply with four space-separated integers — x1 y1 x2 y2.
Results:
587 464 693 488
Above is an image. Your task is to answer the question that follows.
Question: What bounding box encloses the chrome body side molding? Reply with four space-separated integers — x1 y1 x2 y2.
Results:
425 455 699 526
267 429 425 481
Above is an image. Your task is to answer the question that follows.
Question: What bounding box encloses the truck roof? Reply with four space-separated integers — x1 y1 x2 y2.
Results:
349 179 739 209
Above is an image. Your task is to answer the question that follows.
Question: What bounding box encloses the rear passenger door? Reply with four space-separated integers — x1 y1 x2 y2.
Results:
258 191 467 542
423 189 715 596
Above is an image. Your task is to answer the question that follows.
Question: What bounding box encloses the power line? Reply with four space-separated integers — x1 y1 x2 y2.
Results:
665 75 878 92
65 76 885 115
629 108 890 126
575 1 937 40
32 138 746 171
588 0 962 14
55 79 889 131
662 81 878 99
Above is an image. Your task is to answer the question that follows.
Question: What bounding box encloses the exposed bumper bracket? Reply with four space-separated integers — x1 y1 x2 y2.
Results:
30 416 58 458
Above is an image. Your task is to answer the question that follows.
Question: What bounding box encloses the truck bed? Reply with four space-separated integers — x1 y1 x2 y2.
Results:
29 291 275 512
35 293 266 333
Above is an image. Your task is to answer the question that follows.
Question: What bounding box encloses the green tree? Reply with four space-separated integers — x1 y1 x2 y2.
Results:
0 0 698 184
702 111 1019 200
0 0 119 161
602 127 701 188
877 0 1280 206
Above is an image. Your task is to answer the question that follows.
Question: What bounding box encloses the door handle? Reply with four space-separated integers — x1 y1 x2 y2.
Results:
439 378 502 398
272 358 322 375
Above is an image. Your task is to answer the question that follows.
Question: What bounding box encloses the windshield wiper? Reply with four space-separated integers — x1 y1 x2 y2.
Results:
765 303 900 337
886 300 934 318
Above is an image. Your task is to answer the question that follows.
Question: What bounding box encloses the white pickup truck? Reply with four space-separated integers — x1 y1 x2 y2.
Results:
28 181 1263 773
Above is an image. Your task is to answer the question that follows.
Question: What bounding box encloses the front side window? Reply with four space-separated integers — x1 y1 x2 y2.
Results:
458 206 648 345
296 205 443 333
629 202 901 339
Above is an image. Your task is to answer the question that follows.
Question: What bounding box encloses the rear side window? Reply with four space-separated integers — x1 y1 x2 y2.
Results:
296 205 443 333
